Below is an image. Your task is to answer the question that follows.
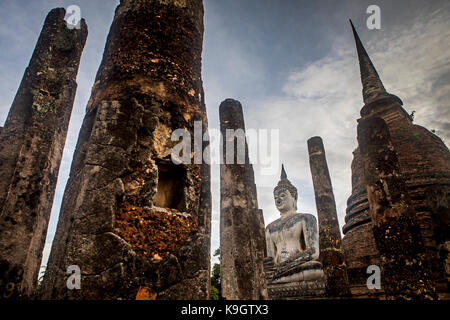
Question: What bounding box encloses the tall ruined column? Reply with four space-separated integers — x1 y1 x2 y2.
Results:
0 8 87 299
358 117 436 299
219 99 268 300
41 0 211 300
307 136 351 297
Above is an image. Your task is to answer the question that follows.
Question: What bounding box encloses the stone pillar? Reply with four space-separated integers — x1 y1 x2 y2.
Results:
258 209 267 258
41 0 211 300
219 98 268 300
358 117 437 299
307 136 351 297
0 8 87 299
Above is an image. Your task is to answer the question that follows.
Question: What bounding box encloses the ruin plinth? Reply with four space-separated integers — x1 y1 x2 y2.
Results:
358 117 437 299
307 136 351 297
342 21 450 298
219 98 268 300
0 8 87 299
41 0 211 300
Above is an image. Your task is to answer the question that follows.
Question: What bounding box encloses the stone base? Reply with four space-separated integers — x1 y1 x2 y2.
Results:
267 279 326 300
263 258 326 299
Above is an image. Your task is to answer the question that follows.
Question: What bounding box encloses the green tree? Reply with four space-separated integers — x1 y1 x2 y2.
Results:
211 263 220 289
210 248 222 300
210 285 219 300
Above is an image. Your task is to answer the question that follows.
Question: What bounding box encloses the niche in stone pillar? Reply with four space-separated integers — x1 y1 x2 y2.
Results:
154 161 185 212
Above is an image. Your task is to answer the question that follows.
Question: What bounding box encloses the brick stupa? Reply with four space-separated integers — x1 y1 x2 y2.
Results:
342 21 450 298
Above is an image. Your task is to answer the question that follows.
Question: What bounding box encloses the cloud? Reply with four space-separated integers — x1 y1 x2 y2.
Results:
371 7 450 142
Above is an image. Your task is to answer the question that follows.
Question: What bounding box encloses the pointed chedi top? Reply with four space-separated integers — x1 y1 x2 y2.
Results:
281 164 287 180
349 19 390 105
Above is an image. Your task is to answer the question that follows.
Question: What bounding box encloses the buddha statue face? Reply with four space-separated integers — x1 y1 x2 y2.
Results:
274 188 297 215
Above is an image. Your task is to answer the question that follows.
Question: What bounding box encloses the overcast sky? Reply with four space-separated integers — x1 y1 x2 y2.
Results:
0 0 449 272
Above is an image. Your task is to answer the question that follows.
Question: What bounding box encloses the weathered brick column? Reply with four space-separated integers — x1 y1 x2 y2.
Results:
0 8 87 299
307 136 351 297
219 99 268 300
358 117 437 299
41 0 211 299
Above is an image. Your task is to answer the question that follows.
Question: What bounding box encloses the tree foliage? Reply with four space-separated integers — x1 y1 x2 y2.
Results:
210 248 222 300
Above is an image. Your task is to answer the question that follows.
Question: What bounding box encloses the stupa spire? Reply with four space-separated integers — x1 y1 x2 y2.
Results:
349 19 388 105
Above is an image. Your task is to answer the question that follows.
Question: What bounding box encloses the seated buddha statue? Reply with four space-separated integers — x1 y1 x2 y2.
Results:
264 165 324 284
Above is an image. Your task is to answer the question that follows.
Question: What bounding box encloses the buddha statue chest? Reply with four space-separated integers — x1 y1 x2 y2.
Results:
267 213 314 265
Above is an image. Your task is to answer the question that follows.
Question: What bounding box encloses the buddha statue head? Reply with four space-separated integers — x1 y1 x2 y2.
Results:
273 165 298 215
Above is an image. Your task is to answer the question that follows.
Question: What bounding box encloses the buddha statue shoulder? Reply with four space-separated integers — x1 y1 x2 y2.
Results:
265 165 324 284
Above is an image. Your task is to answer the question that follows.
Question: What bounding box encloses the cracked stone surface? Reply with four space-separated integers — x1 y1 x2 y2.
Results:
0 8 87 299
358 117 437 300
40 0 211 300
